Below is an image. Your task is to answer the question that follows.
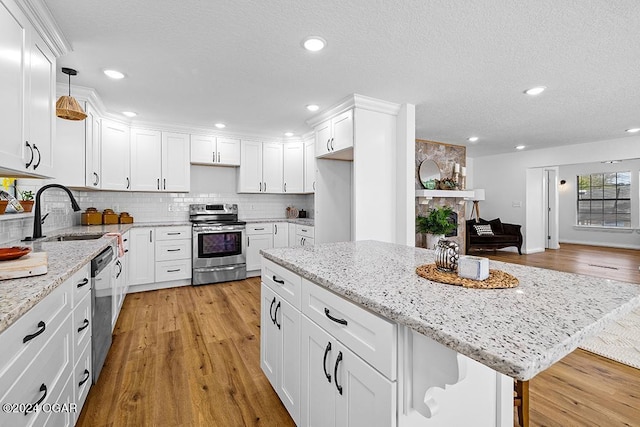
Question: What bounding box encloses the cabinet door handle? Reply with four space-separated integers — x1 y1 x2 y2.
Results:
167 268 181 273
330 137 334 151
284 182 287 192
149 230 153 243
115 260 122 278
33 144 41 169
300 237 304 246
77 278 89 288
24 384 47 415
126 177 130 189
274 224 277 234
77 319 90 333
93 172 100 186
78 369 90 387
264 182 267 192
23 321 46 343
167 248 181 252
163 178 166 190
323 341 332 383
326 138 330 152
25 141 34 168
157 178 160 190
313 181 315 191
124 249 129 253
324 308 348 326
218 152 220 163
269 296 277 324
334 351 343 395
259 182 262 192
272 275 284 285
247 236 250 246
274 301 281 330
213 152 217 163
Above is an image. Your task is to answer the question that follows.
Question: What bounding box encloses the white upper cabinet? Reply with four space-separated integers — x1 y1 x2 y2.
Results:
262 142 283 193
190 135 240 166
283 142 304 193
161 132 190 192
315 109 353 160
130 128 162 191
86 105 101 188
304 138 316 193
0 0 55 178
238 140 263 193
100 119 131 191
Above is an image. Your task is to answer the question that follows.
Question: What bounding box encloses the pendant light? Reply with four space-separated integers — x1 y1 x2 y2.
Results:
56 67 87 121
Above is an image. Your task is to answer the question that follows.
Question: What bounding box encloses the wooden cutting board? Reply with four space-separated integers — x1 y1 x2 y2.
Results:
0 252 48 280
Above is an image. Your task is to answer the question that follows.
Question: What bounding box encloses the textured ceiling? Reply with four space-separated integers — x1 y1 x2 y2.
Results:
43 0 640 157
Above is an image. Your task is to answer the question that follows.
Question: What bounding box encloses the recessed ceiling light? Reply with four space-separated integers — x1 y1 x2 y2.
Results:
524 86 546 96
104 69 125 79
306 104 320 112
122 111 137 117
602 160 621 164
302 36 326 52
515 145 526 150
468 136 479 142
214 123 226 129
625 128 640 133
284 132 294 137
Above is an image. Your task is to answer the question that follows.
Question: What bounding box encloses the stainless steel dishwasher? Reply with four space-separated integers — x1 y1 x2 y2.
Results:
91 246 115 383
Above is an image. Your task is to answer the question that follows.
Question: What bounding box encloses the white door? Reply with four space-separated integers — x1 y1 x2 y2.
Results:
190 134 215 165
315 120 331 157
130 128 162 191
162 132 190 192
101 119 130 190
262 142 284 193
246 234 272 271
26 32 55 177
544 168 560 249
301 317 336 427
128 228 155 285
216 137 241 166
304 139 316 193
261 283 279 387
283 142 304 193
331 110 353 153
277 297 301 424
238 140 263 192
0 0 27 173
273 223 289 248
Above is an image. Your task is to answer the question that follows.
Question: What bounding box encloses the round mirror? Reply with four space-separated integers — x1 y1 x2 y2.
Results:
419 159 441 189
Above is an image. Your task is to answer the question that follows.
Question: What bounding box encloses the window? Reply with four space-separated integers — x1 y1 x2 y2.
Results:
577 172 631 227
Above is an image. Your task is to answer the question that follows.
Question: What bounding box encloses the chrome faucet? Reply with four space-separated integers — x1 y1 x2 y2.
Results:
32 184 81 239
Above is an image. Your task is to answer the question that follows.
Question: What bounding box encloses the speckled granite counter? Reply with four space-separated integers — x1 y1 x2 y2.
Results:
243 218 314 227
261 240 640 381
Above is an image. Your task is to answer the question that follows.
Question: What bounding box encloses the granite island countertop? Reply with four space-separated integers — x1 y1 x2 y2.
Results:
260 240 640 381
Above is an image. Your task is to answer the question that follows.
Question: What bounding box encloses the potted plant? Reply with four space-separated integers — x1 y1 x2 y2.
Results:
416 206 456 249
19 190 35 213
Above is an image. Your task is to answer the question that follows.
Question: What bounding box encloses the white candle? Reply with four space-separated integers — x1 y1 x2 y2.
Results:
461 166 466 176
454 163 460 173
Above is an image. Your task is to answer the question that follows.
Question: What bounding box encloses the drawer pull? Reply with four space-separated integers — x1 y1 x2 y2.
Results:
269 297 277 324
77 278 89 288
323 341 332 383
301 229 308 232
23 321 46 343
167 232 181 235
272 275 285 285
167 248 181 252
24 384 47 415
254 227 265 231
78 319 90 333
79 369 90 387
334 351 343 395
324 308 348 326
167 269 181 273
274 301 281 330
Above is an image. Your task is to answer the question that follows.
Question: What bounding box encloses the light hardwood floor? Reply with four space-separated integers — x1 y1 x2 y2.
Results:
78 244 640 426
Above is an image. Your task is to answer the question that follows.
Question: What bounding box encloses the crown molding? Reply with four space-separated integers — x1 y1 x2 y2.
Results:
306 93 402 128
19 0 71 57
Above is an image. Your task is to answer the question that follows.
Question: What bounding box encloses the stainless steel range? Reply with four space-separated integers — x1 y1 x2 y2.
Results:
190 203 247 285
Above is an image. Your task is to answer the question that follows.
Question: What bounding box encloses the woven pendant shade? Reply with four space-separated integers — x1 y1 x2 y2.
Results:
56 67 87 121
56 95 87 121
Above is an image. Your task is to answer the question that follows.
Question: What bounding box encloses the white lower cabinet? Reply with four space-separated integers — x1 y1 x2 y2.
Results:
129 227 155 286
247 223 274 271
273 222 289 248
301 316 395 427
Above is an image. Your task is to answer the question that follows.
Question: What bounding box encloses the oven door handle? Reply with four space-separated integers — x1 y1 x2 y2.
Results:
194 265 245 273
193 226 245 233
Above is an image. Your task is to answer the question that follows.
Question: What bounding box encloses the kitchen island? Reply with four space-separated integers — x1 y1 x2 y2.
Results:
260 240 640 426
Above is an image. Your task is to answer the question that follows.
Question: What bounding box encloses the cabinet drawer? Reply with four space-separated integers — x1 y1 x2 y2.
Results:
0 278 72 376
296 225 314 238
301 278 397 380
247 223 274 235
71 264 91 308
0 314 73 427
262 258 301 309
155 259 191 282
155 226 191 241
155 239 191 261
73 292 92 362
74 341 92 423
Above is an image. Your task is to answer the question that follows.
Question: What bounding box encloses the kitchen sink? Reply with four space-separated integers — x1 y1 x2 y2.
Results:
44 234 106 242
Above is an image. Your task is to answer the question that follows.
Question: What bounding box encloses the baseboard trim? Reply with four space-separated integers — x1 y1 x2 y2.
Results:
559 240 640 250
127 279 191 293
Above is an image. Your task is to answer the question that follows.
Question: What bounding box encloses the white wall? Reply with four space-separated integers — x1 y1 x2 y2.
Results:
472 135 640 252
557 159 640 249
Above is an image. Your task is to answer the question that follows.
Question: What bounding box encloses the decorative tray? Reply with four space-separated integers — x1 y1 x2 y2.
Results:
416 263 519 289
